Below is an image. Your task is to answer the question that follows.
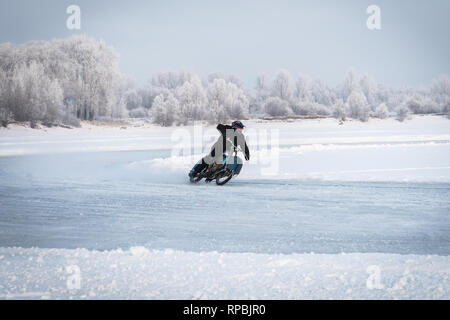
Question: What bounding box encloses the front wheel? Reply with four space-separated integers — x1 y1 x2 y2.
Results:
216 170 234 185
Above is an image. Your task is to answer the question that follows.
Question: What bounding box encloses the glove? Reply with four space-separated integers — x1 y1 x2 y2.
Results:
244 144 250 161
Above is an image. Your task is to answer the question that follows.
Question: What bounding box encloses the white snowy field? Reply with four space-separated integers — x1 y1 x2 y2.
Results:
0 247 449 299
0 115 449 299
1 115 450 182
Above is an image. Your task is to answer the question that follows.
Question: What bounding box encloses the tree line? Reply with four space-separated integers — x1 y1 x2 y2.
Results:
1 35 449 127
0 35 124 127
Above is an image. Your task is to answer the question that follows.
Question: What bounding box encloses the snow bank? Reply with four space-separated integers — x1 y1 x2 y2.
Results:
0 247 448 300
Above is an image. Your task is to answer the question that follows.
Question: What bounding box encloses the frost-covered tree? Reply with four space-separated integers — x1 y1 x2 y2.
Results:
123 89 143 111
0 70 12 126
373 103 389 119
347 89 370 121
340 68 358 101
332 99 347 121
176 76 207 123
151 72 178 90
2 36 448 127
310 103 331 116
206 78 249 123
8 62 63 124
291 101 313 116
359 74 378 110
109 99 127 119
395 104 410 122
310 79 334 107
58 35 122 120
151 71 193 90
405 96 440 114
177 70 194 87
206 72 225 85
292 77 323 115
264 97 290 117
0 35 124 122
143 85 170 111
0 43 18 74
430 75 450 109
151 92 179 126
445 101 450 118
206 73 243 89
290 101 329 117
137 88 154 110
250 75 270 114
272 70 294 101
227 75 244 89
224 82 249 119
385 88 406 112
294 76 314 102
255 75 266 93
128 107 148 118
207 100 229 124
207 78 229 123
292 76 334 116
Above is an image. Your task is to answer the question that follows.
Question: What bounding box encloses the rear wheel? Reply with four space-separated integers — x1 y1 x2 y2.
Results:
189 172 204 183
216 170 234 185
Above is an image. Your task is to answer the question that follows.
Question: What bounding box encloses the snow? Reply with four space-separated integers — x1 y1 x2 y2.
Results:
1 116 450 182
0 115 449 299
0 247 448 299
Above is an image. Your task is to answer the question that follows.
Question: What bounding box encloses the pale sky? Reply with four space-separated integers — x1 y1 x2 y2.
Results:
1 0 449 88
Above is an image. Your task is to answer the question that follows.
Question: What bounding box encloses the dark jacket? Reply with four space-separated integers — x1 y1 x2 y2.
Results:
210 124 250 160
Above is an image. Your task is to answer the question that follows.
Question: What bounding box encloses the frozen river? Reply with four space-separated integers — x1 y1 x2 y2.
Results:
1 117 449 299
0 148 449 255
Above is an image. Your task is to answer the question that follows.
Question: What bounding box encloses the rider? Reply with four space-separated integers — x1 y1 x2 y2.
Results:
189 120 250 178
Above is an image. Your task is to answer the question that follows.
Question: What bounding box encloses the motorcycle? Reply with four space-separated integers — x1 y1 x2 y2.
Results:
189 149 243 185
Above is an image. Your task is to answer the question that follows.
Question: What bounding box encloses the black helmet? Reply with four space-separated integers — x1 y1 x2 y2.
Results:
231 120 245 129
